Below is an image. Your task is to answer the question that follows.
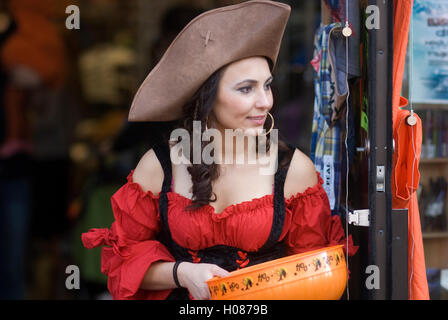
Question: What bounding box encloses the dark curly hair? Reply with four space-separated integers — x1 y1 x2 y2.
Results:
171 59 291 210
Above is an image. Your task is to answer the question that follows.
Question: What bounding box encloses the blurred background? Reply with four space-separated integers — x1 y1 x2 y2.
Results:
0 0 320 300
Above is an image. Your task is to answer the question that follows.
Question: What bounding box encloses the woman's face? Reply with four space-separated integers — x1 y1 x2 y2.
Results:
211 56 273 135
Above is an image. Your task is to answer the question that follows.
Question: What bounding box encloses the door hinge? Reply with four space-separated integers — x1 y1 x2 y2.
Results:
348 209 370 227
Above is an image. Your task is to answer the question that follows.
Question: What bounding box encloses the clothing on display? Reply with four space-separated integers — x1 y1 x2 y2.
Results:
323 0 361 81
310 22 344 215
311 1 362 216
392 0 429 300
392 97 421 209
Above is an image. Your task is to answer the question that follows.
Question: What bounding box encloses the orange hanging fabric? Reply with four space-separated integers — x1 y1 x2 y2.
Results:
392 0 429 300
392 98 421 209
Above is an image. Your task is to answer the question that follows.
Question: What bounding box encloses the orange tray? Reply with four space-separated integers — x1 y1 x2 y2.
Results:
206 245 347 300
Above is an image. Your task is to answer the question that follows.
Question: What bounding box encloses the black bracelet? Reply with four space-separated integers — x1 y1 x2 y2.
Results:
173 261 183 288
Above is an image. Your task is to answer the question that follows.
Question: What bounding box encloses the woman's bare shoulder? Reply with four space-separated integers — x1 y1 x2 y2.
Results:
284 148 318 199
132 148 164 195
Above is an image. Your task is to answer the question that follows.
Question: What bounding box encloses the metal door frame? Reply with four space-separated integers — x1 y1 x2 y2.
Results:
367 0 408 300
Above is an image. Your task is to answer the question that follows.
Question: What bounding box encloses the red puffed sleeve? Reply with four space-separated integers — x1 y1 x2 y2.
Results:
282 172 358 258
81 172 175 300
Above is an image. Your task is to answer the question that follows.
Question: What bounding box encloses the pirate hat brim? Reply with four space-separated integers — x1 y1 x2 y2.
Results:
129 0 291 122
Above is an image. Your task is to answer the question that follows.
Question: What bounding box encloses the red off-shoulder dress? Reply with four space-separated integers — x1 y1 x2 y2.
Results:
82 169 358 300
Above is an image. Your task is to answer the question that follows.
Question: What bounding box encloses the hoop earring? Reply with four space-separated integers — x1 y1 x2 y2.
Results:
259 112 274 136
205 116 210 131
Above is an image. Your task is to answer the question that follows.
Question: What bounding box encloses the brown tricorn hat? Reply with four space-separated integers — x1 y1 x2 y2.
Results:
128 0 291 122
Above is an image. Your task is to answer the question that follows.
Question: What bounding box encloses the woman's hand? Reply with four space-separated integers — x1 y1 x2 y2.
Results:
177 262 230 300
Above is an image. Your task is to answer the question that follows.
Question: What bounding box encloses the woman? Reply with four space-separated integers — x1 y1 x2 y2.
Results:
82 0 357 300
